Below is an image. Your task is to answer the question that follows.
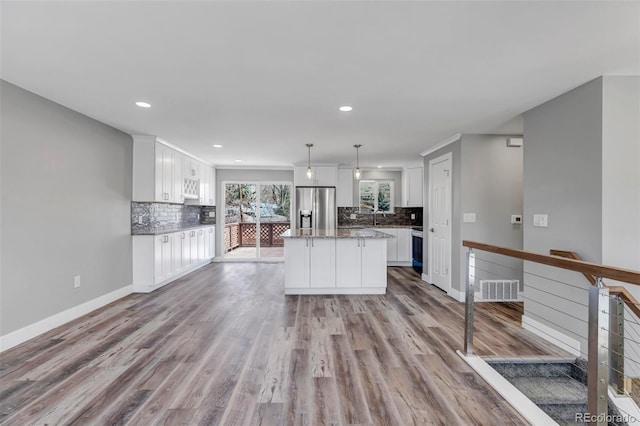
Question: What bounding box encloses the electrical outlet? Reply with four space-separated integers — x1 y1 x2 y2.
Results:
73 275 81 288
137 216 143 225
511 214 522 224
197 214 200 220
411 213 415 220
350 214 357 220
463 213 476 223
209 211 215 218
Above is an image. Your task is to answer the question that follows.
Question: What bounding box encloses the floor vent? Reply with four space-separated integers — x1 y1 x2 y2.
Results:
477 280 521 301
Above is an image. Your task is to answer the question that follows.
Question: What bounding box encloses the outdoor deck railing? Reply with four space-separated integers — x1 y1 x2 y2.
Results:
224 222 290 252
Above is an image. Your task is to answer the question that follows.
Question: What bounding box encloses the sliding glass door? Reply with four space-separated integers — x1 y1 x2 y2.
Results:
223 182 291 260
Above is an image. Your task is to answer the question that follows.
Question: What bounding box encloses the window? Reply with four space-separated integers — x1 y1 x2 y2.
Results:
359 180 394 213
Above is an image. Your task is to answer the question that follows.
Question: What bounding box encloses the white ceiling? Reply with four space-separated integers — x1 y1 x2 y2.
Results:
2 1 639 168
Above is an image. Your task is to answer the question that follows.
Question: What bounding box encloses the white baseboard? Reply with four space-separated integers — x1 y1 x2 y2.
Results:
0 284 133 353
388 261 412 267
284 287 386 295
522 315 581 357
421 272 430 283
447 286 466 302
458 351 559 426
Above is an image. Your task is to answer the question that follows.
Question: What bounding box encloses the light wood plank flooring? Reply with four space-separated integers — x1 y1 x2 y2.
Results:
0 264 565 425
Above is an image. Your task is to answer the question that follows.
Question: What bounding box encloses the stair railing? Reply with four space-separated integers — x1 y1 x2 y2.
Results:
462 240 640 426
551 249 640 398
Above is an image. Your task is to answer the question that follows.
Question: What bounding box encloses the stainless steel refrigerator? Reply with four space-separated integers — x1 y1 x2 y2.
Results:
295 186 336 230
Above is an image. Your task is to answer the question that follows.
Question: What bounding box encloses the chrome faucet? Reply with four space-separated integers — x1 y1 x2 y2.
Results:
373 209 386 226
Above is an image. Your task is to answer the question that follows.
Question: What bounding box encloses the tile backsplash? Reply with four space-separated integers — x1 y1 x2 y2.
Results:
338 207 423 227
131 202 216 234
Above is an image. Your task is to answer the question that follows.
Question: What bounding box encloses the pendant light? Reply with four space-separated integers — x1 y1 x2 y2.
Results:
354 144 362 179
306 144 314 179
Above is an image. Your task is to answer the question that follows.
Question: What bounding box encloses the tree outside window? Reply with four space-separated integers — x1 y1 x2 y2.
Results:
359 180 393 213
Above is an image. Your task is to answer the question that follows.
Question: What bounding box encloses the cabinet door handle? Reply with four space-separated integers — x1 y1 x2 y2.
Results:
181 233 185 239
306 238 308 247
311 238 314 247
357 238 360 247
362 238 366 247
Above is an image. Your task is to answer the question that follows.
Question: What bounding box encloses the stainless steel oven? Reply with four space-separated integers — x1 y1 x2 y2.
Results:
411 227 423 274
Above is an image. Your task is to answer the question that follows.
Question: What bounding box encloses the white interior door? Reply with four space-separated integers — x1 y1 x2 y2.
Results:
428 153 452 292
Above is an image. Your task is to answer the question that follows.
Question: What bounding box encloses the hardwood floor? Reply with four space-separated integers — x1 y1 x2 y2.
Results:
0 264 565 425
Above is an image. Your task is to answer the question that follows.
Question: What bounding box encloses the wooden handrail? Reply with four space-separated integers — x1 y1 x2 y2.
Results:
462 240 640 286
550 250 597 285
550 249 640 318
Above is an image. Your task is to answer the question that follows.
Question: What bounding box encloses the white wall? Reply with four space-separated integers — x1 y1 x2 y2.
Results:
0 81 133 337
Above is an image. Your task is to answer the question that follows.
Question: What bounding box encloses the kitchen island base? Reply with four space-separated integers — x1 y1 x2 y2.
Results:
282 229 393 295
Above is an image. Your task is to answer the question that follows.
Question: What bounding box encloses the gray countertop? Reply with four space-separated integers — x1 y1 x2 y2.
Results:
132 224 214 236
281 228 395 239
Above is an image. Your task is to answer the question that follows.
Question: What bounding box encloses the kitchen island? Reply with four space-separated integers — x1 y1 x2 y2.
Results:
281 228 394 295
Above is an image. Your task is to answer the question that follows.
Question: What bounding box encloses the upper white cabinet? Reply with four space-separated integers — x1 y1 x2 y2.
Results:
154 142 184 203
133 135 215 205
403 167 423 207
199 164 216 206
337 168 354 207
294 166 337 187
183 156 201 180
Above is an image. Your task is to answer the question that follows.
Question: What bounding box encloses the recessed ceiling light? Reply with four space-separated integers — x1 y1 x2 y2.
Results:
377 165 382 168
339 105 353 112
212 144 223 148
235 159 242 163
135 101 151 108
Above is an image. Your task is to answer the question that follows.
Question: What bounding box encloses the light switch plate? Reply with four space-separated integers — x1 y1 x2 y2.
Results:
350 214 357 219
463 213 476 223
209 211 215 218
533 214 548 227
73 275 81 288
137 215 143 225
411 213 416 220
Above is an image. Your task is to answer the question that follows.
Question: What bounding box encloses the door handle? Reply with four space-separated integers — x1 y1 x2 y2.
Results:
429 228 435 232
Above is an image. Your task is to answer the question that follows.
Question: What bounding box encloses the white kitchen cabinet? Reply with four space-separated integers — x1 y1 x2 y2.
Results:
189 229 198 264
182 230 192 268
309 238 336 288
396 228 412 263
380 228 398 261
208 167 216 206
284 238 335 289
294 166 337 187
133 226 216 293
337 238 387 289
378 227 412 266
337 168 354 207
173 231 185 274
284 238 311 288
361 239 387 287
154 142 184 203
404 167 423 207
196 228 205 263
184 156 201 180
336 239 362 288
154 234 174 284
206 226 215 259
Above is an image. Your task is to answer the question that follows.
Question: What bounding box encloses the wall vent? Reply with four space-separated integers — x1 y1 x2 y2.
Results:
477 280 521 302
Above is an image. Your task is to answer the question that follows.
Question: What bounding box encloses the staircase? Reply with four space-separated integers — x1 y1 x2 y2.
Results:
487 358 626 426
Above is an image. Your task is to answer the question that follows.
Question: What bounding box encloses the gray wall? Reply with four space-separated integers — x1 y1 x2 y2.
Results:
215 168 294 256
459 135 524 291
601 76 640 280
1 80 133 336
423 136 524 296
423 140 462 291
352 169 403 208
523 77 604 355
